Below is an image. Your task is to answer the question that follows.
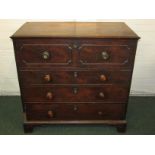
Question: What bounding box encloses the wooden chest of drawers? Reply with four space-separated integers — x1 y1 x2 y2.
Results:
11 22 139 133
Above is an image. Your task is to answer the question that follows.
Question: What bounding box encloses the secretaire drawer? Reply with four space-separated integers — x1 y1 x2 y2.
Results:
19 70 131 85
26 103 126 121
79 44 133 68
22 85 129 103
17 44 72 67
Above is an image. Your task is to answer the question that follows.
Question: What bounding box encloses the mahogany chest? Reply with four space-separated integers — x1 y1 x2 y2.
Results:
11 22 139 133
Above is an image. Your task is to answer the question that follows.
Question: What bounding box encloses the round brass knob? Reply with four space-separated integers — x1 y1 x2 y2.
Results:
47 110 54 118
42 51 50 60
99 92 105 98
44 74 52 82
101 51 109 60
100 74 107 82
46 92 53 100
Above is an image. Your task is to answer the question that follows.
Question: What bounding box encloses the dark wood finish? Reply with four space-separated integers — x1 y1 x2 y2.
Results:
78 44 133 68
22 85 129 103
19 70 132 85
11 22 139 133
11 22 139 38
17 44 72 67
26 103 125 121
23 118 127 133
13 38 137 69
20 70 74 85
24 116 127 125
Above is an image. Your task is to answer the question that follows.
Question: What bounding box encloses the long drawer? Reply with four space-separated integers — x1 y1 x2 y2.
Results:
22 85 129 103
26 103 126 121
19 70 132 85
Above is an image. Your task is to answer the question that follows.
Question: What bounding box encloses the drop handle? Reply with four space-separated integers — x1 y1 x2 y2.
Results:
73 88 78 94
46 92 53 100
101 51 109 60
73 105 78 111
42 51 50 60
73 72 78 78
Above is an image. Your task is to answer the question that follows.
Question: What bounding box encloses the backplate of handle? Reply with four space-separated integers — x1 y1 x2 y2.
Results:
101 51 109 60
42 51 50 60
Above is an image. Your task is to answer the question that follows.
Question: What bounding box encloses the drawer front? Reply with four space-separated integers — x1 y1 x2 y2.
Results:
19 70 131 85
20 70 74 85
18 44 72 67
79 44 133 67
76 70 131 84
26 103 126 121
22 85 129 103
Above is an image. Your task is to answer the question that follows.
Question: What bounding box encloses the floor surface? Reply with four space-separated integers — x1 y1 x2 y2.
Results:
0 96 155 135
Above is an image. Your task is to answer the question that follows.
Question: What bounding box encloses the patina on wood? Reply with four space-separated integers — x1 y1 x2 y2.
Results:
11 22 139 133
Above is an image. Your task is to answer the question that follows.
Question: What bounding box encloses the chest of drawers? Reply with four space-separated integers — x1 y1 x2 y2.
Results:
11 22 139 133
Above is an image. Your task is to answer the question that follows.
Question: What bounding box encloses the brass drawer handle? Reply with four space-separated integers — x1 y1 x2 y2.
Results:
73 71 78 78
100 74 107 82
46 92 53 100
44 74 52 82
47 110 54 118
99 92 105 98
42 51 50 60
101 51 109 60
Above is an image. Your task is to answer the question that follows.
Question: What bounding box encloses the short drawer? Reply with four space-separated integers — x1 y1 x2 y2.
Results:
17 44 72 67
22 85 129 103
76 70 131 84
20 70 74 85
79 44 133 68
19 70 131 85
26 103 126 121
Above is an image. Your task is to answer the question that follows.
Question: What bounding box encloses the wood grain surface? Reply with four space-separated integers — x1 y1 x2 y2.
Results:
11 22 140 38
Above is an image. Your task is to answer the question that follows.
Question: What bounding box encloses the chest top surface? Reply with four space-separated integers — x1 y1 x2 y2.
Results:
11 22 139 39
